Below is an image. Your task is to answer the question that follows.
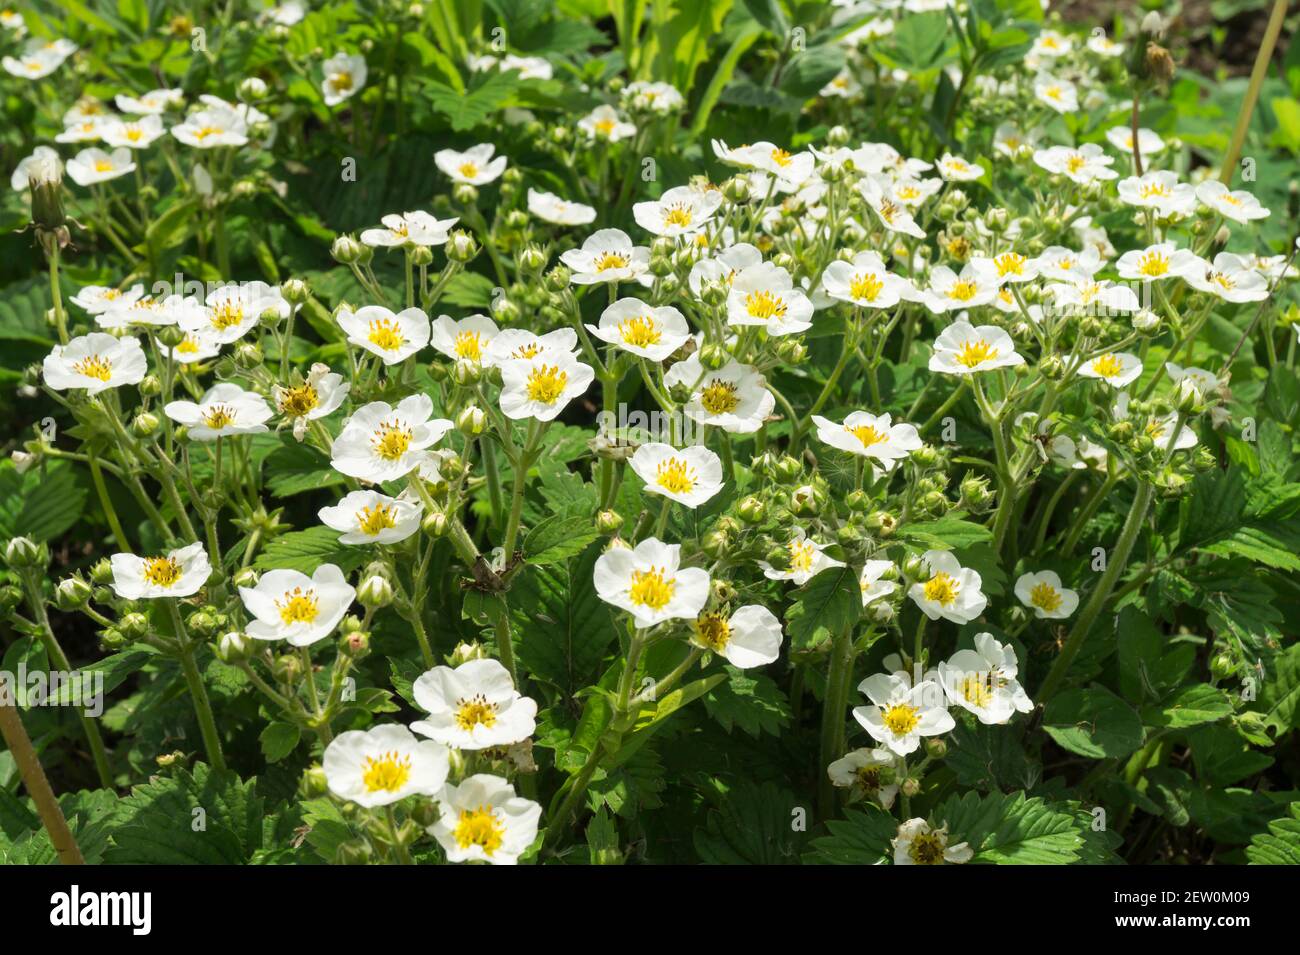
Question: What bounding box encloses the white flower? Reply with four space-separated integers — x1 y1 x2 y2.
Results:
727 262 814 335
165 382 273 440
1116 242 1203 282
1184 252 1271 302
182 281 287 343
527 188 597 225
110 542 211 599
587 297 690 361
1048 434 1108 470
1088 33 1125 57
742 141 815 187
272 365 350 425
1034 245 1103 281
908 550 987 624
976 250 1039 285
1078 351 1143 388
928 321 1023 375
56 117 106 143
1031 29 1072 58
887 176 944 209
663 356 773 434
853 672 954 757
936 153 984 182
993 122 1037 159
434 143 507 185
624 80 685 114
498 352 595 421
858 176 927 238
1165 362 1218 395
169 332 222 364
633 185 723 238
760 527 846 585
828 748 899 808
429 313 499 364
559 228 651 285
66 147 136 186
338 305 430 365
322 52 367 106
410 658 537 750
1105 125 1165 156
688 243 764 295
939 632 1034 725
429 774 541 865
577 104 637 142
240 563 356 646
892 818 972 865
820 69 861 98
1013 570 1078 620
691 605 783 668
593 537 710 627
484 327 579 365
1044 277 1140 316
43 333 147 395
3 49 63 79
11 146 62 191
1034 74 1078 113
1032 144 1117 185
319 490 423 545
1144 411 1199 452
821 252 912 308
171 106 249 148
70 284 146 315
1117 170 1196 217
811 411 920 469
921 262 1002 313
331 395 453 482
359 211 458 248
860 559 898 607
323 724 449 808
116 88 183 115
1195 180 1269 224
629 443 724 508
100 115 166 150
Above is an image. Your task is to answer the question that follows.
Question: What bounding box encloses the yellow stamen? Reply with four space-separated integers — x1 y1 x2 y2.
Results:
923 571 959 606
745 290 787 321
628 567 675 609
361 751 411 793
454 694 498 731
454 806 505 855
654 457 697 495
954 339 998 368
699 379 739 414
357 503 397 537
143 556 182 587
694 612 731 652
371 421 413 461
73 355 113 381
525 365 568 404
882 702 920 736
276 587 319 624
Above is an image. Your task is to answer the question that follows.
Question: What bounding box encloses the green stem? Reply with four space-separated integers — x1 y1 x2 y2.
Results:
0 699 84 864
818 625 856 821
170 602 227 771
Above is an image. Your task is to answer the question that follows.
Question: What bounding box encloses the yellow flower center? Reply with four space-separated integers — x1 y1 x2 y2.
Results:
371 421 414 461
193 125 223 140
361 751 411 793
955 339 998 368
143 556 182 587
209 300 245 330
1065 154 1085 174
694 612 731 652
176 336 200 355
1145 419 1166 441
458 161 479 179
948 280 979 302
454 330 483 361
855 767 881 792
1044 85 1063 101
278 384 320 417
367 317 406 352
789 539 815 573
655 457 697 494
1030 581 1062 612
357 503 397 537
73 355 113 381
94 159 116 172
908 831 946 865
1138 251 1169 277
454 806 505 855
594 251 629 272
877 198 901 223
628 567 675 609
277 587 320 624
454 694 498 731
1209 271 1235 290
745 290 787 320
962 673 994 708
126 127 143 142
770 148 793 167
847 423 886 448
1091 353 1124 379
995 253 1026 277
923 571 959 606
1139 181 1170 199
618 315 662 348
202 404 237 429
594 118 616 136
897 185 921 201
882 702 920 736
662 204 693 228
699 379 740 414
849 272 884 302
525 365 568 404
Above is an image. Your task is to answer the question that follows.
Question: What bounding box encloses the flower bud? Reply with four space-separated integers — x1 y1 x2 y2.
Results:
518 244 547 273
238 77 268 101
722 176 750 204
331 235 363 264
55 576 92 610
4 536 47 570
90 557 114 585
131 411 161 438
925 738 948 759
451 358 482 386
776 338 807 364
456 404 487 435
763 544 791 571
775 455 802 482
138 374 162 397
217 631 251 663
341 630 371 659
545 265 571 290
596 509 624 534
357 574 393 610
446 230 479 262
273 653 303 685
422 511 449 537
300 764 329 799
334 839 373 865
738 495 766 524
120 612 149 640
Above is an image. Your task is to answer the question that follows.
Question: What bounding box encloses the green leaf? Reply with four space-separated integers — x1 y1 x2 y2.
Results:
693 782 805 864
254 526 364 574
947 718 1037 792
0 460 87 544
1247 803 1300 864
938 791 1085 864
1256 642 1300 735
805 804 898 864
702 665 792 737
524 514 601 566
425 70 522 131
1042 686 1144 759
784 562 861 652
899 512 994 550
1142 684 1233 730
779 44 846 99
259 721 302 763
264 441 346 498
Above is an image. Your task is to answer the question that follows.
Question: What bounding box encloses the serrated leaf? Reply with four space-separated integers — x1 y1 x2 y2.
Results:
784 563 861 652
693 782 805 864
254 526 364 574
938 791 1085 865
260 721 302 763
1142 683 1233 730
1042 686 1144 759
1247 803 1300 864
426 70 522 131
805 804 898 864
264 441 346 498
524 514 601 566
0 460 87 543
702 666 792 737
